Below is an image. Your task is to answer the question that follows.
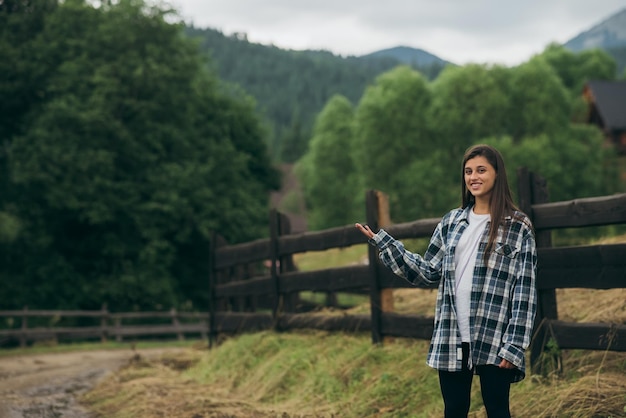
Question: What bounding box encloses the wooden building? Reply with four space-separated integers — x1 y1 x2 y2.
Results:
583 80 626 155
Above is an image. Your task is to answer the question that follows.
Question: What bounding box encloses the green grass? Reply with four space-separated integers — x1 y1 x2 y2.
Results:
79 241 626 417
293 244 369 272
80 329 624 417
14 238 626 417
185 331 447 417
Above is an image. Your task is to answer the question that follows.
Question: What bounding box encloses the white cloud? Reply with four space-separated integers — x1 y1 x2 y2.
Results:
170 0 626 65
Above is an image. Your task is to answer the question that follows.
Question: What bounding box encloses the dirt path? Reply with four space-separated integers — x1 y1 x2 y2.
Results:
0 347 183 418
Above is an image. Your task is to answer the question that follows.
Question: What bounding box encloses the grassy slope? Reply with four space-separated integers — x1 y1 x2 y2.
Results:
81 238 626 417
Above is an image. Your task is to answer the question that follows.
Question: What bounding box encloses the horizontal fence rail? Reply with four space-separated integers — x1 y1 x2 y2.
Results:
532 193 626 230
4 171 626 374
0 308 208 347
537 243 626 289
208 173 626 373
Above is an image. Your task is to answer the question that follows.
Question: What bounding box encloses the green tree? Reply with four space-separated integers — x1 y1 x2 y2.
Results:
539 44 616 94
0 0 57 142
186 26 447 162
508 58 571 140
487 125 620 203
538 44 617 122
352 66 436 221
280 109 308 163
429 64 512 155
0 0 277 310
296 95 360 229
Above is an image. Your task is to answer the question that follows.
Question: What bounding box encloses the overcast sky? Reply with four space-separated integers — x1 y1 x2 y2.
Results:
169 1 625 66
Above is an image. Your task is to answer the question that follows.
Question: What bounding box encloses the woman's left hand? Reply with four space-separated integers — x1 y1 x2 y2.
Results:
499 359 516 369
355 223 375 239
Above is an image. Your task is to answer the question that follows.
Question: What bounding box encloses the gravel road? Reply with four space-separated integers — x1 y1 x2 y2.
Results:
0 347 181 418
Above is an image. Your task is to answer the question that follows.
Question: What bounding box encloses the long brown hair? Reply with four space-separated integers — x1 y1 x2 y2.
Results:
461 144 519 256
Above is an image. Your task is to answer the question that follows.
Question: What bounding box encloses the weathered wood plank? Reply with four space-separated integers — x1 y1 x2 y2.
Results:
549 320 626 351
215 239 271 270
279 265 370 293
386 218 440 240
277 225 365 256
0 326 105 338
112 324 205 336
537 244 626 289
381 313 434 340
215 275 273 298
532 193 626 230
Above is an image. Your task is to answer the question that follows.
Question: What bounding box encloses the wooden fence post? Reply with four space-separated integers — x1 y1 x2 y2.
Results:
20 306 28 348
277 212 300 312
269 209 282 321
208 231 218 348
115 317 122 342
100 303 108 343
366 190 393 344
517 167 559 373
171 307 183 341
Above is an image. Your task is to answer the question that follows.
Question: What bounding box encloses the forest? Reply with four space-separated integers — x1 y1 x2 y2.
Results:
297 48 625 230
185 26 448 162
0 0 624 313
187 25 626 163
0 0 279 312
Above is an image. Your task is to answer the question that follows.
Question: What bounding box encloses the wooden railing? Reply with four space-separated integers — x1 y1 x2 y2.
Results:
209 168 626 372
2 168 625 374
0 307 208 347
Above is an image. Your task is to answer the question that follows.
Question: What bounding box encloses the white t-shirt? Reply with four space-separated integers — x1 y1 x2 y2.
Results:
454 209 490 342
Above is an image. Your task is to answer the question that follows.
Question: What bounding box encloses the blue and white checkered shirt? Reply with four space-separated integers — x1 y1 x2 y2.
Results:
370 205 537 382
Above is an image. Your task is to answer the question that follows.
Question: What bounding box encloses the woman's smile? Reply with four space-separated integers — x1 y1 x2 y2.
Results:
464 156 496 200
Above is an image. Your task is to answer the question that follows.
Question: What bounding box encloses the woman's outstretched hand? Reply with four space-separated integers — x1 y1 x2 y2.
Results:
355 223 375 239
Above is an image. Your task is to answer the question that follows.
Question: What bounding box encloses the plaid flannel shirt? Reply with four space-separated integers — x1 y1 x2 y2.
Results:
370 205 537 382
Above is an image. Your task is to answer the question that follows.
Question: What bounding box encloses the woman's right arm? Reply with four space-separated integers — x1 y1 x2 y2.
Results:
356 223 444 286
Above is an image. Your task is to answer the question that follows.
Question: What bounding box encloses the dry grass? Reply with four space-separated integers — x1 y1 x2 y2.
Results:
80 286 626 418
81 235 626 417
558 288 626 323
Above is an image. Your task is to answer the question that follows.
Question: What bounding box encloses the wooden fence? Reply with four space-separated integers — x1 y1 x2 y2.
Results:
2 169 625 372
210 168 626 372
0 306 208 347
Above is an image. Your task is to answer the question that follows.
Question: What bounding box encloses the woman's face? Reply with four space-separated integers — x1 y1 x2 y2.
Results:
464 155 497 201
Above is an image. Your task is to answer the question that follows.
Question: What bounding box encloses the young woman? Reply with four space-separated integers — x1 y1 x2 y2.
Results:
356 144 537 418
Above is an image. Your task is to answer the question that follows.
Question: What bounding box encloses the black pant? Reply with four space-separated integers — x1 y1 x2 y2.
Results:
438 343 513 418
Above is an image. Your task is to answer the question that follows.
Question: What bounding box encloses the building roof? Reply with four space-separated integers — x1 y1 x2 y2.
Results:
585 80 626 130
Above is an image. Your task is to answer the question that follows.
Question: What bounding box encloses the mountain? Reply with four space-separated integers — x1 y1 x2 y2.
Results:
184 26 450 162
563 7 626 75
183 7 626 166
564 8 626 52
360 45 452 67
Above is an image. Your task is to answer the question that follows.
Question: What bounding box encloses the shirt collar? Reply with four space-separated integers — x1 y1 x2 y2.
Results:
460 205 473 223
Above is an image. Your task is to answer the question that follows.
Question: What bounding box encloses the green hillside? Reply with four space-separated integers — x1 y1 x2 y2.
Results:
184 26 448 162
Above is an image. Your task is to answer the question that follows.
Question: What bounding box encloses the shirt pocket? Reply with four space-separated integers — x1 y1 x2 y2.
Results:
487 242 521 274
494 242 520 259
